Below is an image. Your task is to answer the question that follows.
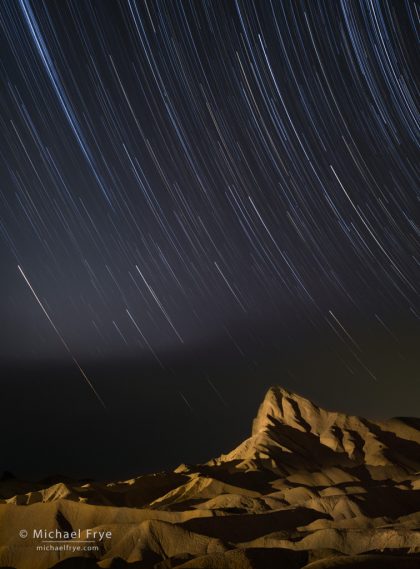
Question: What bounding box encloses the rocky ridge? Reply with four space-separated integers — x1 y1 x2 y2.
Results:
0 386 419 568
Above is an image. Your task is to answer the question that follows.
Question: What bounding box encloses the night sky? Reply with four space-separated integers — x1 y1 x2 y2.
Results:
0 1 419 479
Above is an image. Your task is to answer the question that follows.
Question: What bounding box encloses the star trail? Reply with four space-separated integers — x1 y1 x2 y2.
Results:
0 1 419 420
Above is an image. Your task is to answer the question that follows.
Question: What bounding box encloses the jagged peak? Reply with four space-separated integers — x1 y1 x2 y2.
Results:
252 386 323 436
220 386 420 470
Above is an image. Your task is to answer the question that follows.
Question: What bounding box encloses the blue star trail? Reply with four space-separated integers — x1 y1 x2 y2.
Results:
0 1 418 411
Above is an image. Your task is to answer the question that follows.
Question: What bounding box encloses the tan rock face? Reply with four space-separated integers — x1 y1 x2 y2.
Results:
231 386 420 471
252 387 321 435
1 386 419 569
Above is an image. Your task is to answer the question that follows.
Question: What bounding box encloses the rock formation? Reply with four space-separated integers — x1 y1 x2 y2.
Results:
1 386 419 568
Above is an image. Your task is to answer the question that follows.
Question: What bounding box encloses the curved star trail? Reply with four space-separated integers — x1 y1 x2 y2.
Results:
0 1 418 408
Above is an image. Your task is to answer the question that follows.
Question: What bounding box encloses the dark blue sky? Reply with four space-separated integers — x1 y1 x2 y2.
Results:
0 0 419 454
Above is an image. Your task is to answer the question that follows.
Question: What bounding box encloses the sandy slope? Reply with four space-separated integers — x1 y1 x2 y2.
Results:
1 386 419 568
